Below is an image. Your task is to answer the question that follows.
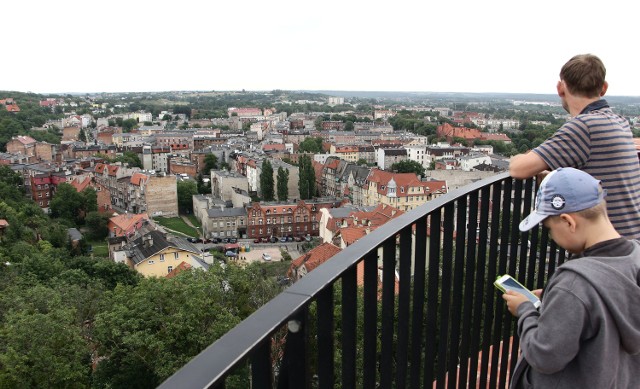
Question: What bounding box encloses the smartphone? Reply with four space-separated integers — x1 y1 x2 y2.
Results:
494 274 541 308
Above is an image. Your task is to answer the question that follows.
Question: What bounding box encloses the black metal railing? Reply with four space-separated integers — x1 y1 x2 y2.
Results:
159 173 562 389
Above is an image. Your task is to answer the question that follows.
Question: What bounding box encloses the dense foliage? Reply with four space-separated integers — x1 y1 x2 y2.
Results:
0 167 283 388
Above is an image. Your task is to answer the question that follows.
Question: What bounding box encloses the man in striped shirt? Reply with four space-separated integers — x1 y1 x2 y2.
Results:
510 54 640 239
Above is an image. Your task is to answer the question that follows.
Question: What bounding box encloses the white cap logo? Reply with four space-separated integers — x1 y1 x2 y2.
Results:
551 195 565 210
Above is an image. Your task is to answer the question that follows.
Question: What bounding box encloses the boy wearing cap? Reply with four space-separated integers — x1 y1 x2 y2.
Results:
503 168 640 389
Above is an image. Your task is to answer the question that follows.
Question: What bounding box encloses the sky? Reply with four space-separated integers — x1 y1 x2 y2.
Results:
4 0 640 96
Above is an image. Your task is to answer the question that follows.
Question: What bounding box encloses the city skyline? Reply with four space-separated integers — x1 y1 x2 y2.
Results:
4 0 640 96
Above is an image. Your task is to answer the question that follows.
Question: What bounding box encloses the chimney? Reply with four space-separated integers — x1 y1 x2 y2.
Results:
143 235 153 248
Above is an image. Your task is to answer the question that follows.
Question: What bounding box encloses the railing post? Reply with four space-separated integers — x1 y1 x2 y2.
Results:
277 308 309 389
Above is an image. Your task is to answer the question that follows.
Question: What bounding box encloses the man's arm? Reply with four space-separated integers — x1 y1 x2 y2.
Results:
509 152 549 179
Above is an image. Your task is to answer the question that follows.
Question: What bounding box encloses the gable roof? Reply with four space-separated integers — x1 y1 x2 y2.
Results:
126 230 201 265
288 242 342 275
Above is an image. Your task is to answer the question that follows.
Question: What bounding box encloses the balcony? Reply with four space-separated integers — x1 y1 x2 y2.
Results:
159 173 563 388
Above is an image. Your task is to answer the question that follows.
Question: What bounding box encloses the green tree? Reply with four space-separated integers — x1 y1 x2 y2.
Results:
298 137 323 153
0 293 91 387
122 118 138 132
260 160 275 201
344 120 354 131
276 167 289 202
85 211 110 240
177 180 198 214
298 155 316 200
114 151 142 168
203 154 219 173
50 183 96 224
390 160 426 176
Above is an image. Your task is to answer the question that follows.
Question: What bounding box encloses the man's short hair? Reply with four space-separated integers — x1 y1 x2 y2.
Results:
560 54 606 98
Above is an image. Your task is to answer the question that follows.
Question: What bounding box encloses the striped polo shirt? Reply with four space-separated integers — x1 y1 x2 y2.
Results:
533 99 640 239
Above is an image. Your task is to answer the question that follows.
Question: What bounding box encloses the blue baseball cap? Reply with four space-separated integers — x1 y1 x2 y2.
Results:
519 168 606 231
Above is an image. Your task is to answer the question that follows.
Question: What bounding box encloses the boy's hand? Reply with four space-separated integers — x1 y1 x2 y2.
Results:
502 290 531 317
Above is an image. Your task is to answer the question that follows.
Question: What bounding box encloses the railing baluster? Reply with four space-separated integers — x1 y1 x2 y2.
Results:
317 285 334 389
380 237 397 388
341 267 357 388
395 226 413 389
447 195 468 389
251 340 272 389
278 308 309 389
436 202 455 388
468 186 491 389
409 216 428 388
458 191 478 388
494 179 513 389
423 208 441 388
363 250 378 389
479 182 503 388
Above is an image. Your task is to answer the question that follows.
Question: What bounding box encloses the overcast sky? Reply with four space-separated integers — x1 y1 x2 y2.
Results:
4 0 639 96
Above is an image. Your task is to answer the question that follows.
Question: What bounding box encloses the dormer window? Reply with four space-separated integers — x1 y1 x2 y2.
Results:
381 185 385 190
400 187 404 193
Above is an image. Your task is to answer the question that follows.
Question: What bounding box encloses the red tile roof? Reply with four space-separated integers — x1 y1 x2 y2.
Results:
109 213 150 237
166 261 192 278
288 242 342 275
70 176 91 192
130 173 148 186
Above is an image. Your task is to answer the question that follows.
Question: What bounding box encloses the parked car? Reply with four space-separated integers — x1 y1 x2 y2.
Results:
287 236 294 242
261 237 269 243
222 238 230 244
294 236 303 242
229 238 237 243
270 237 278 243
262 253 272 261
225 251 237 257
280 237 287 243
253 238 261 243
187 237 198 243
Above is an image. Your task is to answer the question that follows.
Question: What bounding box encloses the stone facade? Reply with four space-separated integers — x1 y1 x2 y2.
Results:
145 175 178 217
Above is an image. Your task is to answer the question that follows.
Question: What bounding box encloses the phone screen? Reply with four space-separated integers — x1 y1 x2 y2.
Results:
500 277 540 306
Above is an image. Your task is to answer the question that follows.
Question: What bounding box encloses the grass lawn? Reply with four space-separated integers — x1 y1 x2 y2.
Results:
88 240 109 257
185 214 200 228
153 217 198 237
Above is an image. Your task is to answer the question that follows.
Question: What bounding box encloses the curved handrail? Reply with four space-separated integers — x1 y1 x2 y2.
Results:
158 172 512 388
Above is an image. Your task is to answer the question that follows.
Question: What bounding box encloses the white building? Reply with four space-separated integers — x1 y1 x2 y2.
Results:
459 154 492 172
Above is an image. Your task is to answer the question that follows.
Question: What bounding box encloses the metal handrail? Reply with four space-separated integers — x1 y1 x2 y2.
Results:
159 172 546 388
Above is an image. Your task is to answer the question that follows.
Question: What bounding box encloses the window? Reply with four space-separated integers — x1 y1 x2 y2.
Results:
149 260 155 264
280 217 284 223
160 254 165 262
174 252 179 259
267 228 271 233
288 216 292 223
266 210 270 215
167 266 173 273
296 216 300 222
273 209 277 214
401 187 404 193
304 216 308 222
259 228 263 234
259 219 263 225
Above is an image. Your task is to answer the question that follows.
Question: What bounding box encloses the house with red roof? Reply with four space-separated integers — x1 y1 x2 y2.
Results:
288 242 342 280
363 169 447 212
108 213 150 238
